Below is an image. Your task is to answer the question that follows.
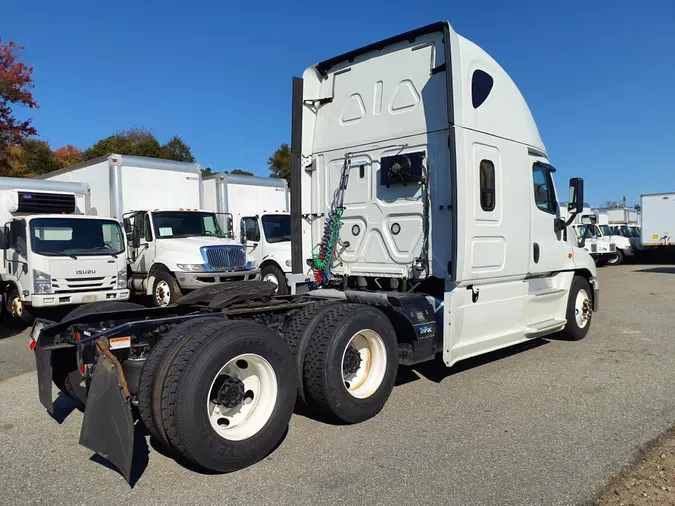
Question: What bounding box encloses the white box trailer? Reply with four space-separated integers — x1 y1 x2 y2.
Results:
30 21 600 483
640 192 675 247
202 174 291 293
0 177 129 323
598 207 639 225
41 155 259 306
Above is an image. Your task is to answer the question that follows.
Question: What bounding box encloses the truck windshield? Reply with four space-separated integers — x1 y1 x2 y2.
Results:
152 211 227 239
261 214 291 243
600 225 614 236
630 227 641 238
29 218 124 256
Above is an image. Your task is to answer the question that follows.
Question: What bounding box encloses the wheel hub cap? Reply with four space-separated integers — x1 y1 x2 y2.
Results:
11 297 22 318
214 376 246 408
343 346 362 376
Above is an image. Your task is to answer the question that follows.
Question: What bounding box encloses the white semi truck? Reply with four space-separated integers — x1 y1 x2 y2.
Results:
593 210 633 265
640 192 675 247
41 155 259 306
202 173 291 293
30 21 598 482
0 177 129 323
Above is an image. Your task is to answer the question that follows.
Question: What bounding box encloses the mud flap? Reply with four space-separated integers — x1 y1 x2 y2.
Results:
34 343 54 415
79 352 135 483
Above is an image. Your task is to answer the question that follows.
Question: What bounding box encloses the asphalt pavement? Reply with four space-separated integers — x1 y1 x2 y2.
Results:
1 264 675 506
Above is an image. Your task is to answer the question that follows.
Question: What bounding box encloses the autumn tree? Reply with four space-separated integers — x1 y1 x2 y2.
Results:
0 39 39 173
267 143 290 184
83 128 161 160
54 144 83 167
4 139 61 177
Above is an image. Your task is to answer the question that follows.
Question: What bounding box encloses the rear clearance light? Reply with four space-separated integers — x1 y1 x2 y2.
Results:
28 338 36 351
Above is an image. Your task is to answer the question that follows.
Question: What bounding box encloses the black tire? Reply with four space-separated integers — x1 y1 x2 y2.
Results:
261 264 288 295
557 276 593 341
160 320 296 472
152 270 182 307
302 304 398 424
607 249 624 266
594 257 606 267
56 301 144 404
5 286 34 325
280 300 344 402
137 317 215 447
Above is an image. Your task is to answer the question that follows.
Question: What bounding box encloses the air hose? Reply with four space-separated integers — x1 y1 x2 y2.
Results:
312 155 351 284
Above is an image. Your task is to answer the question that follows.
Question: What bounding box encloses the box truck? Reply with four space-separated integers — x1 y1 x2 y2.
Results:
202 173 291 293
31 21 598 482
41 155 259 306
592 210 634 264
0 177 129 323
640 192 675 247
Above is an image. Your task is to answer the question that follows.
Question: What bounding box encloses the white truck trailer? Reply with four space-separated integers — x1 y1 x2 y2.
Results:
0 177 129 323
640 192 675 247
41 155 259 306
202 173 291 293
31 21 598 482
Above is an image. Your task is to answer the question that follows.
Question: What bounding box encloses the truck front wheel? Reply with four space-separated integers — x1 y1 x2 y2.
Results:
160 320 296 472
302 304 398 424
606 249 624 266
558 276 593 341
152 271 182 307
5 286 33 325
261 264 288 295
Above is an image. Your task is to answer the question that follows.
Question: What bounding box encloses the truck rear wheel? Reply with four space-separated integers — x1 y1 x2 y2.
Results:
160 320 296 472
281 299 344 401
137 317 215 447
152 271 182 307
557 276 592 341
302 304 398 424
261 264 288 295
56 301 144 404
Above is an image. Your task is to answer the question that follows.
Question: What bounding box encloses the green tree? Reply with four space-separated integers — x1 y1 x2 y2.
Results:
230 169 254 176
83 128 161 160
201 167 213 176
160 135 195 162
267 143 290 184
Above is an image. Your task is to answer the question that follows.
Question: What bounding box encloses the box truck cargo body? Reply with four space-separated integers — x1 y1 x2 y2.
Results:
42 155 259 306
202 174 291 293
0 177 129 322
640 192 675 247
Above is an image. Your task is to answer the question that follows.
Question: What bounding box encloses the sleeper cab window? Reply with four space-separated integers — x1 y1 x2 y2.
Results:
472 69 494 109
532 165 556 214
479 159 495 211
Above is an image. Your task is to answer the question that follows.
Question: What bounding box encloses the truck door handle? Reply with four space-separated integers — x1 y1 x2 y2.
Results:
533 243 540 263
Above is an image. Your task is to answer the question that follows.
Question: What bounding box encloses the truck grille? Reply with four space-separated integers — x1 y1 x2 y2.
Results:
201 245 247 271
52 276 116 293
590 244 598 253
609 243 616 252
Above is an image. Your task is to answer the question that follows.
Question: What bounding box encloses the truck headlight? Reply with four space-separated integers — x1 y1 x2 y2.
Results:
176 264 205 272
285 259 292 268
246 260 256 269
33 269 52 295
116 267 128 289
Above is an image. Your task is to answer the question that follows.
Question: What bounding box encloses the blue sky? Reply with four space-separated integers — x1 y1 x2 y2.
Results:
2 0 673 206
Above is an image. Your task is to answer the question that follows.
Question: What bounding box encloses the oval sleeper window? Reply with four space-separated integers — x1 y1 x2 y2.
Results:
472 69 494 109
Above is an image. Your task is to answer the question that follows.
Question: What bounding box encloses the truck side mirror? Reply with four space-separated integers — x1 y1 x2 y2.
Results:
568 178 584 215
0 228 8 250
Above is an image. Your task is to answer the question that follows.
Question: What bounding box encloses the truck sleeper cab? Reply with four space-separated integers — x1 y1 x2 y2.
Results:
30 21 599 483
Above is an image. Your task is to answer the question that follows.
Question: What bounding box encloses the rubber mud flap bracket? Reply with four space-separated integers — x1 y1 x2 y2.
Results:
79 352 134 484
34 342 54 415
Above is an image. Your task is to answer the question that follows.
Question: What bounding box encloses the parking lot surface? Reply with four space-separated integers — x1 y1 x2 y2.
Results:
1 264 674 506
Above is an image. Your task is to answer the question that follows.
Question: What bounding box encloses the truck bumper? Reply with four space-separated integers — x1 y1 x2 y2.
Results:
30 289 131 308
176 269 261 290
